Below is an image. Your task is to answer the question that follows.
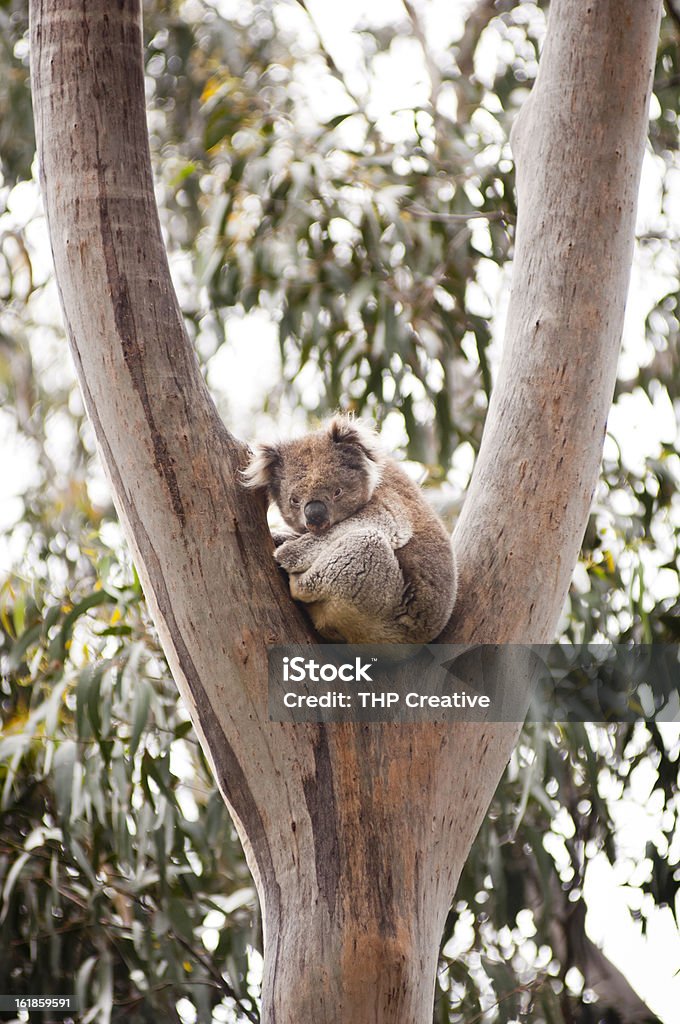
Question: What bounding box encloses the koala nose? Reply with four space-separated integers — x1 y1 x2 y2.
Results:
304 500 329 528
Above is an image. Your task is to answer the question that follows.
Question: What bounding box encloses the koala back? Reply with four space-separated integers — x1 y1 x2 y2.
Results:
368 460 457 641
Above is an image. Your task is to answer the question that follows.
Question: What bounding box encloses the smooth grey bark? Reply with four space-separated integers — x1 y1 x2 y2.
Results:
448 1 664 645
29 1 662 1021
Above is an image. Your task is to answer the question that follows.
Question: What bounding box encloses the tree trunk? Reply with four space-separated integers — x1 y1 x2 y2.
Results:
29 1 662 1021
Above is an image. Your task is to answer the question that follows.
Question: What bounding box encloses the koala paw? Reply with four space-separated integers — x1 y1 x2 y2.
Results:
274 533 319 574
288 569 319 601
270 529 298 548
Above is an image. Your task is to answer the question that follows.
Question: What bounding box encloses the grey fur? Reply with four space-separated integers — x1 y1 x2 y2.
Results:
242 416 457 644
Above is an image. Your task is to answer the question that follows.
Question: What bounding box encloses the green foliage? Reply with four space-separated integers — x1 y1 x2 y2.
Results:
439 722 679 1022
0 1 32 187
1 567 259 1022
141 0 523 463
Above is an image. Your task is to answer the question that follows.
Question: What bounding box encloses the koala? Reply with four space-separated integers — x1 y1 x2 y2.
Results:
241 416 457 645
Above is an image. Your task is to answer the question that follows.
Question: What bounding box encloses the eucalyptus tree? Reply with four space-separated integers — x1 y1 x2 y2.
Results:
1 2 680 1024
24 1 666 1022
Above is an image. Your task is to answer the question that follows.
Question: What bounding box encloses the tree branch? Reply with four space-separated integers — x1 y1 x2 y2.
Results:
170 930 260 1023
446 0 664 645
401 0 442 113
453 0 505 123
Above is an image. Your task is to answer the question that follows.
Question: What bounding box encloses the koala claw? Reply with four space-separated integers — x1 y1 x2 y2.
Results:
271 529 298 548
288 570 318 601
274 533 319 573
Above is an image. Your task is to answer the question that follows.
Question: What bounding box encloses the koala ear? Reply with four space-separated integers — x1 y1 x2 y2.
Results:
328 414 384 491
240 443 283 492
328 414 382 457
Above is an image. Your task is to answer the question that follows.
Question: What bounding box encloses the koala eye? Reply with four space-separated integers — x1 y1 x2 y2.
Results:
333 488 343 500
290 495 301 507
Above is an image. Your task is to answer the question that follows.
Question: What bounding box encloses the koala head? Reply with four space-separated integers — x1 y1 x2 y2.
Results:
242 416 384 535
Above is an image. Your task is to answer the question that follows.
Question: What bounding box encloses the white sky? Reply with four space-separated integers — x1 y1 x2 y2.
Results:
1 0 679 1018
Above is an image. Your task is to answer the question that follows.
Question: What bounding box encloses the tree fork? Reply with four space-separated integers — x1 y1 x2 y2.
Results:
30 1 662 1021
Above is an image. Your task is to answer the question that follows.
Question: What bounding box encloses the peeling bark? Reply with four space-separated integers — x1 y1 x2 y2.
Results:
29 1 662 1021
